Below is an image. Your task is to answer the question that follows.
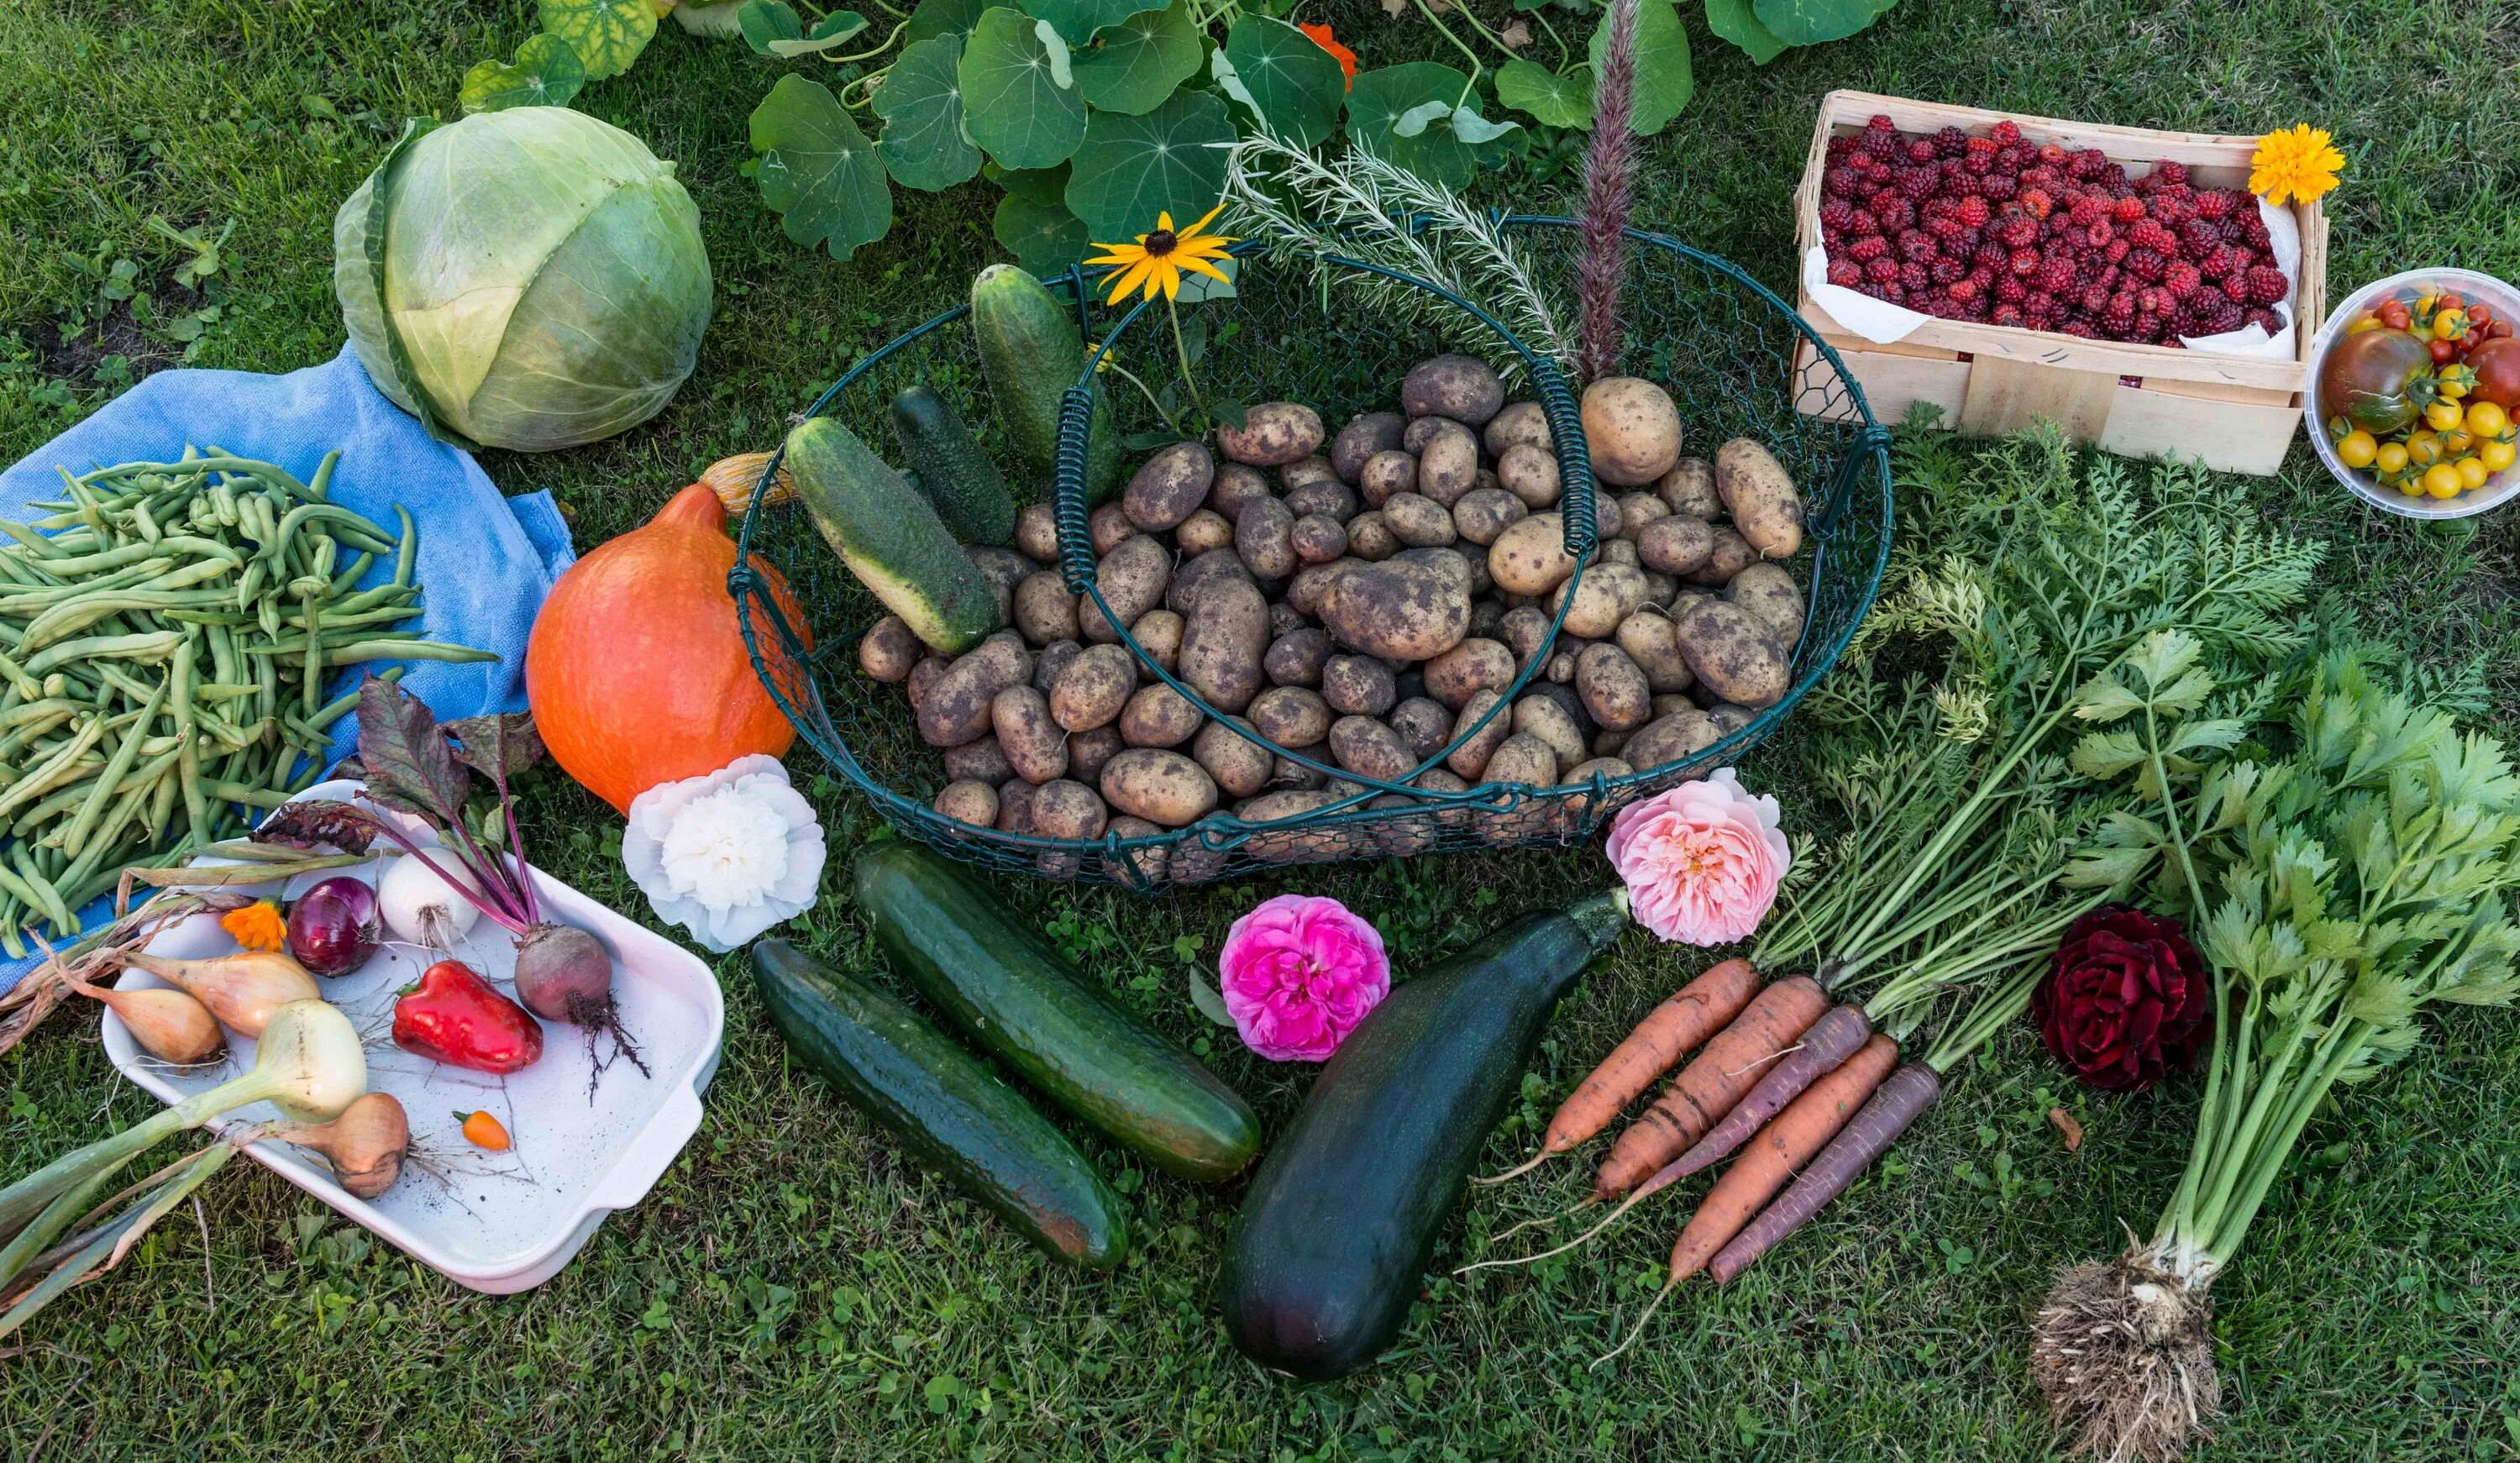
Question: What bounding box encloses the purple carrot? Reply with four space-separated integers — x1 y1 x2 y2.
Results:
1705 1061 1944 1283
1667 1004 1873 1178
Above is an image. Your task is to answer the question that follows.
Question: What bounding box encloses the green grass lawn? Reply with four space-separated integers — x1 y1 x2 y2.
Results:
5 0 2520 1456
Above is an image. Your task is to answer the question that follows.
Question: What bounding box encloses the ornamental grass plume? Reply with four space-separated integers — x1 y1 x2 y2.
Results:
1574 0 1641 384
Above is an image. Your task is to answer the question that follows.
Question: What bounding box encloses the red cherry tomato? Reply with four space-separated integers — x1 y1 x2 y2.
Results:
2430 338 2458 364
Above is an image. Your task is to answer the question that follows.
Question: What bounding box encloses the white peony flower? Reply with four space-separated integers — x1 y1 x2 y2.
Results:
622 754 824 952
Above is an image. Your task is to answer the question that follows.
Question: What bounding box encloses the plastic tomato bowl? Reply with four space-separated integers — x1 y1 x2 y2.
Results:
2305 267 2520 521
99 779 722 1294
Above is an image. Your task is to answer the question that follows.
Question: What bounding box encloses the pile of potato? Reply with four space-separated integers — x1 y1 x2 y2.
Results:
854 354 1808 879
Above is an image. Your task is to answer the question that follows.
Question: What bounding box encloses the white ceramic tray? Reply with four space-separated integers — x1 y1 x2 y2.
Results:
99 779 722 1294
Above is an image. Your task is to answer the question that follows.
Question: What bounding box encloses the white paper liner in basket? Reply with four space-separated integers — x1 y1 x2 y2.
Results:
1803 197 2302 358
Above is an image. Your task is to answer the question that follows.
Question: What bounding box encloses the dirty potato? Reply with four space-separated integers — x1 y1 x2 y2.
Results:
1068 725 1123 784
942 734 1015 784
1345 511 1399 561
1178 574 1269 713
1672 598 1789 708
1575 642 1652 731
1683 526 1759 587
1292 514 1349 564
1716 438 1806 558
1249 685 1333 747
1622 708 1724 769
1031 638 1083 694
1512 695 1588 770
1329 716 1418 783
1234 496 1300 580
1029 779 1110 842
995 779 1037 834
1636 514 1714 576
1413 421 1481 506
1089 502 1135 558
1209 461 1273 522
1013 502 1062 564
1381 492 1457 548
1488 512 1578 595
1193 720 1274 799
1726 561 1805 649
1013 572 1080 646
1167 547 1254 616
1424 637 1515 709
1614 611 1695 694
1122 439 1215 532
1320 653 1399 716
1495 443 1562 511
1048 642 1138 732
1484 400 1551 458
1079 533 1171 642
1331 411 1406 483
1127 609 1183 673
1389 696 1454 761
1173 508 1235 557
1264 626 1331 687
1120 682 1205 747
934 779 999 827
1100 748 1221 826
1445 688 1515 779
1582 377 1683 486
992 684 1068 783
1451 487 1527 547
1546 561 1650 638
1358 449 1417 507
1481 732 1560 788
917 632 1031 747
1217 402 1326 466
1402 354 1506 425
1317 556 1471 661
1656 456 1721 519
858 614 922 682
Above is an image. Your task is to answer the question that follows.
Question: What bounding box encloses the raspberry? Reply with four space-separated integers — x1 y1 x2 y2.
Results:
2133 312 2163 342
2139 286 2175 317
1860 128 1900 160
1994 213 2040 248
2151 160 2188 188
1903 230 1942 262
1902 261 1932 290
2060 318 2096 338
1955 195 1991 228
1823 165 1865 199
2038 254 2078 294
1992 303 2026 328
2162 263 2201 300
2068 148 2109 179
2111 196 2145 223
1935 124 1970 157
1864 256 1899 283
2100 165 2133 192
1826 134 1856 160
2146 193 2191 228
2127 218 2178 254
2240 265 2289 305
1964 137 1999 172
1929 256 1963 285
2019 188 2054 220
1947 171 1985 198
1898 167 1940 200
2240 216 2272 251
2219 216 2251 244
1990 119 2023 148
2084 220 2115 249
2067 193 2109 228
2011 246 2042 275
1973 241 2009 271
1819 200 1857 233
1873 197 1915 232
1827 259 1864 289
2205 302 2244 333
2193 188 2231 221
1948 276 1982 303
2244 307 2282 334
2104 291 2138 333
1980 174 2018 202
1994 144 2029 172
2179 220 2223 257
1849 209 1879 236
1849 234 1889 262
2038 143 2069 165
1907 139 1938 164
1996 276 2027 304
2126 247 2166 282
1925 215 1965 243
2082 285 2112 314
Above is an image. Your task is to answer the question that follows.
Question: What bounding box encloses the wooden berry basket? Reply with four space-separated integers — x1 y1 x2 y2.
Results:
1789 89 2331 476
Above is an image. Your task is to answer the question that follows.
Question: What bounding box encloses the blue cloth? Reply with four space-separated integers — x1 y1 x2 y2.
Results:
0 345 574 993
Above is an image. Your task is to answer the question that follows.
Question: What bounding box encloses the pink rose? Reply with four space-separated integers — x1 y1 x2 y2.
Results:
1218 894 1391 1062
1604 768 1790 946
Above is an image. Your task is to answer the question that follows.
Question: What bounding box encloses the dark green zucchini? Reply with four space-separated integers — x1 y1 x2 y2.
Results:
854 841 1261 1181
1218 892 1629 1379
751 939 1126 1269
890 385 1016 547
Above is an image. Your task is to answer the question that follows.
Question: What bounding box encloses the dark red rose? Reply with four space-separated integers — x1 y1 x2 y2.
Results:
2034 905 2212 1093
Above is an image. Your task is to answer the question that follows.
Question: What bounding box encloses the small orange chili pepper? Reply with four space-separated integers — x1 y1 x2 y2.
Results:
458 1109 512 1151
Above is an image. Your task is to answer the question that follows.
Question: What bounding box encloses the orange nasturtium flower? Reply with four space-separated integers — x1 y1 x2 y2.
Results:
2249 123 2344 205
220 899 288 953
1299 23 1357 90
1086 204 1238 305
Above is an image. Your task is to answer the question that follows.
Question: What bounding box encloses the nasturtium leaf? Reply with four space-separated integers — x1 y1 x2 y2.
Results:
1494 57 1591 128
1705 0 1788 61
1219 14 1345 148
738 0 804 52
960 7 1088 170
1753 0 1895 45
769 11 872 55
459 33 587 113
1588 0 1690 134
1031 18 1075 87
1019 0 1164 46
1347 62 1478 190
874 35 983 190
904 0 990 43
1063 86 1232 241
1074 3 1202 116
538 0 656 80
994 191 1093 273
751 73 895 260
1448 104 1520 144
1390 98 1451 138
985 160 1070 202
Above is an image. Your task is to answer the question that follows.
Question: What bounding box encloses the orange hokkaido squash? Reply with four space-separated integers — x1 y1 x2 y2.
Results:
525 464 808 813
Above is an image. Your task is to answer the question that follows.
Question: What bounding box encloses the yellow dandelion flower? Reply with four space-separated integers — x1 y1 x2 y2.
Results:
1084 204 1237 305
2249 124 2344 206
221 899 288 954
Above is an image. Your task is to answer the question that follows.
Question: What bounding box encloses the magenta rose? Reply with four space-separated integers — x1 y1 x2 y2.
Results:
2034 905 2213 1093
1217 894 1390 1062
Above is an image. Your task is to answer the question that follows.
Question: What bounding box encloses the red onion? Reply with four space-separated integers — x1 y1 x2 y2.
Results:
287 876 382 978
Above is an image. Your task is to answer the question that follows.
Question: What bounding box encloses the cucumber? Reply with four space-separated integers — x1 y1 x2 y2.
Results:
1218 893 1629 1379
751 939 1127 1269
783 415 999 654
969 264 1120 506
890 385 1016 547
854 841 1261 1181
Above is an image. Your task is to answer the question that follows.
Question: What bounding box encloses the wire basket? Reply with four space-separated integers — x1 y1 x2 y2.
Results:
732 219 1893 891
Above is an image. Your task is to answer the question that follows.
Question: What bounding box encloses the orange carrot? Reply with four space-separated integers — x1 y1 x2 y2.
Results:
1592 974 1828 1200
1668 1034 1898 1282
1480 957 1759 1183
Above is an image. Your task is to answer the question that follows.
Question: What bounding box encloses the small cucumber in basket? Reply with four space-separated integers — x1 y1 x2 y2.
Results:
751 939 1127 1268
854 842 1262 1181
783 415 999 654
969 264 1120 505
890 385 1016 547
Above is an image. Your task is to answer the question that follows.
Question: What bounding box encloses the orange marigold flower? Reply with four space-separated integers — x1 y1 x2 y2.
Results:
221 899 288 953
1299 23 1357 90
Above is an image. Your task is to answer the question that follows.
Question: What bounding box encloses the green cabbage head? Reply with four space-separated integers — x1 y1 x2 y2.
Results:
333 107 712 453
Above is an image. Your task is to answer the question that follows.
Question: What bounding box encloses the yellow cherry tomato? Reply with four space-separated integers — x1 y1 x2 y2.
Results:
2348 315 2384 335
2442 430 2475 455
2335 429 2380 469
2424 463 2465 497
2484 440 2518 472
2457 456 2491 490
2407 435 2444 467
2435 309 2469 340
2467 401 2511 438
2376 441 2411 474
2426 400 2467 431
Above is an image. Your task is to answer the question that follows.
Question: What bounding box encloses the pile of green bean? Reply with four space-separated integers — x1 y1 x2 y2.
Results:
0 448 492 954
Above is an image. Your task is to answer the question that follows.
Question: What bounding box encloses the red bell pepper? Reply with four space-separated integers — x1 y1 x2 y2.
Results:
393 961 544 1074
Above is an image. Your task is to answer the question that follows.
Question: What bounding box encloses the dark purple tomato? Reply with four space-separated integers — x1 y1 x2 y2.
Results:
2319 328 2435 435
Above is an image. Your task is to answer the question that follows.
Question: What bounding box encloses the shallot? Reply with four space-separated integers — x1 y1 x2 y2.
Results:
113 951 318 1038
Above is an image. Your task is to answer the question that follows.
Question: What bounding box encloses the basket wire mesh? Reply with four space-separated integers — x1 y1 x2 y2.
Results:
733 220 1893 891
